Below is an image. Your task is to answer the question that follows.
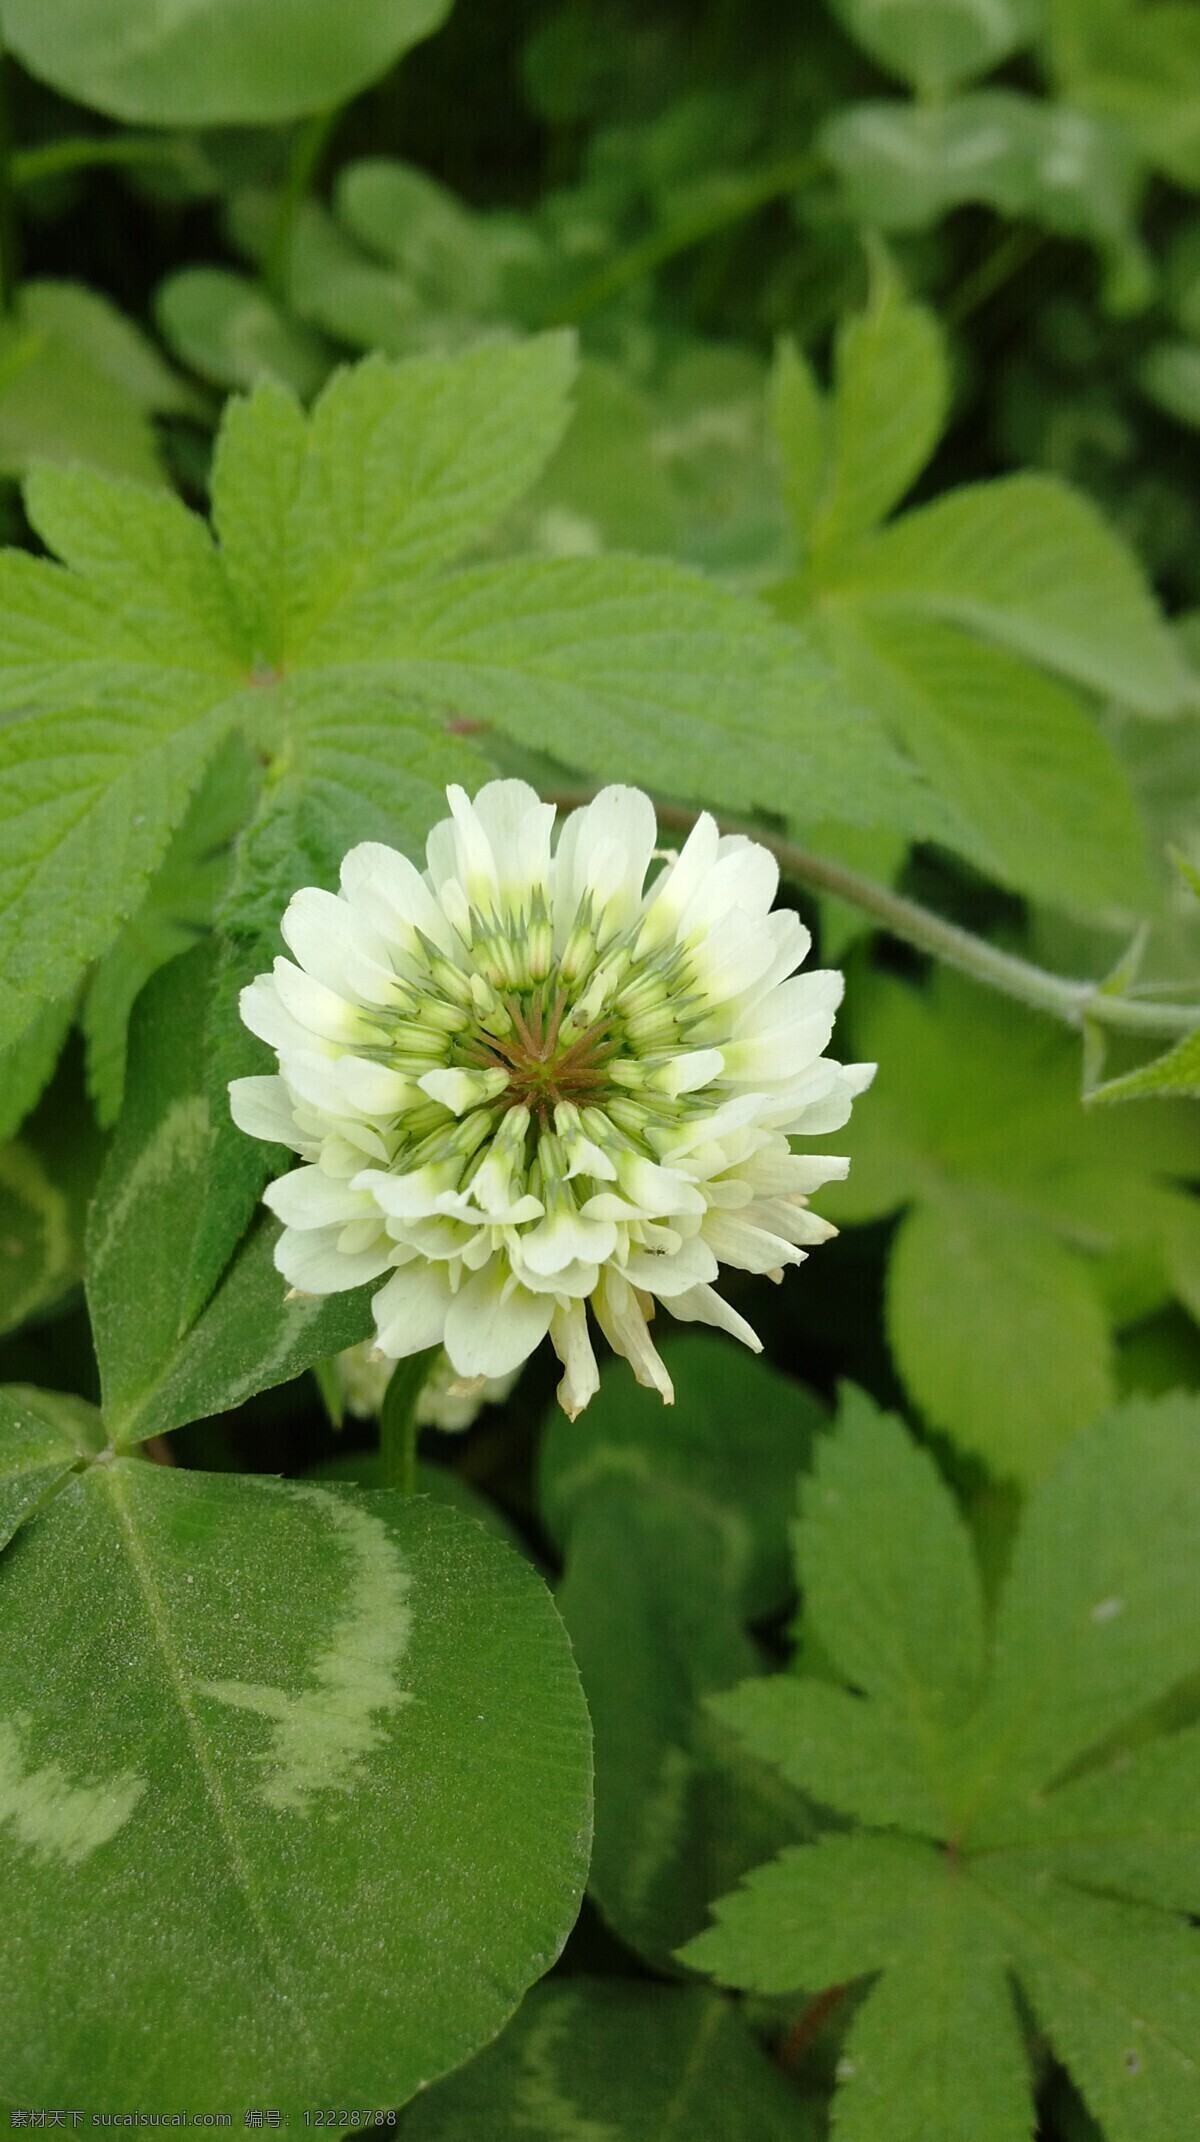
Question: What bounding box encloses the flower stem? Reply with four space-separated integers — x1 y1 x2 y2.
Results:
379 1348 438 1494
547 791 1200 1040
266 104 340 302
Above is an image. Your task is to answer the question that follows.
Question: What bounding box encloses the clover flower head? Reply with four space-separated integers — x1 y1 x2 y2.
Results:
230 781 874 1418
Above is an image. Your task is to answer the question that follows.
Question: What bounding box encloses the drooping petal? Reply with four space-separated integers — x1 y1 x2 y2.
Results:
549 1299 601 1419
371 1261 455 1357
443 1260 556 1377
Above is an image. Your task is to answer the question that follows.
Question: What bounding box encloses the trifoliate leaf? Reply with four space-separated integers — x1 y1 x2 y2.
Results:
683 1391 1200 2142
826 0 1040 95
0 1460 590 2115
155 266 331 397
0 1384 101 1550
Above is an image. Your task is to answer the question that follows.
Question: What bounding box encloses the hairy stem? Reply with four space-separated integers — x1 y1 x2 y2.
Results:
548 791 1200 1040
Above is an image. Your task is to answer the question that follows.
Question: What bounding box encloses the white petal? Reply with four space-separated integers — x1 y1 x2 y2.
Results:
553 785 657 941
515 1207 617 1277
228 1075 302 1148
702 1209 806 1273
624 1232 720 1297
637 812 720 952
274 1224 392 1294
263 1166 373 1230
661 1283 762 1352
281 886 399 1003
592 1271 674 1401
372 1261 455 1358
340 840 461 960
272 958 370 1045
649 1048 725 1098
418 1066 509 1114
549 1299 601 1419
240 974 338 1060
443 1260 556 1377
675 835 779 938
335 1056 418 1116
726 970 845 1079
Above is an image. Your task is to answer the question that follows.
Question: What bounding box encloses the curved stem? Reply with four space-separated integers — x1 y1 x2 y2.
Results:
266 105 340 301
546 150 821 325
547 791 1200 1040
11 133 185 188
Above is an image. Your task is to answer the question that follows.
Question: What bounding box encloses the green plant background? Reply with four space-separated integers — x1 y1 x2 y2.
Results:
2 0 1200 2133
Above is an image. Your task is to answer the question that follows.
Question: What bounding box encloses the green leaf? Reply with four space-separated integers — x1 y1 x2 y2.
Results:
887 1194 1115 1484
768 337 827 544
375 554 941 837
1086 1024 1200 1105
684 1395 1200 2142
209 336 579 666
0 333 929 1059
818 608 1152 914
82 732 257 1126
405 1978 819 2141
819 93 1150 312
0 1385 101 1550
0 1458 590 2113
808 273 948 562
821 967 1200 1475
0 995 73 1147
540 1333 823 1620
961 1395 1200 1819
538 1344 828 1967
827 0 1040 95
829 472 1193 714
155 266 330 398
1059 2 1200 190
0 0 453 125
0 280 192 487
335 158 506 315
794 1387 985 1728
555 1479 811 1970
85 943 371 1446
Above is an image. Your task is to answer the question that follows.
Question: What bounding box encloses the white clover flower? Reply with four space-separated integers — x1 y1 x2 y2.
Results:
230 781 874 1418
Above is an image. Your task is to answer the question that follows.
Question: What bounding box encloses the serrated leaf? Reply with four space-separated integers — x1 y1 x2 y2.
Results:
808 274 948 561
1087 1024 1200 1105
795 1386 985 1729
769 338 827 545
210 336 578 666
0 995 73 1146
818 608 1153 915
961 1396 1200 1820
830 472 1192 714
685 1395 1200 2142
0 1459 590 2113
374 554 941 836
0 0 454 126
0 1385 101 1549
887 1194 1115 1484
405 1978 818 2142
